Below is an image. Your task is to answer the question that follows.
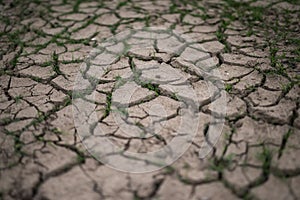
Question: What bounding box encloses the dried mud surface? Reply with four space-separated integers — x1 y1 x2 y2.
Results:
0 0 300 199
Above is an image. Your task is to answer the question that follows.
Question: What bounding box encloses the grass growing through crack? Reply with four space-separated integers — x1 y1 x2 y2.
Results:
225 83 233 92
114 75 126 89
171 92 179 101
215 20 231 53
129 57 161 95
14 95 23 104
210 154 235 173
73 0 83 12
269 44 287 76
52 51 63 75
140 81 160 95
76 154 85 163
281 82 293 93
103 92 112 117
278 129 293 159
256 146 273 174
116 1 128 9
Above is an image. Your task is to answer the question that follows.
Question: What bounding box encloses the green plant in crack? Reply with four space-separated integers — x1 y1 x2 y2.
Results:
73 0 83 12
0 117 13 125
14 95 23 104
285 0 300 4
72 90 87 99
171 92 179 101
109 22 120 34
76 154 85 164
52 51 63 75
141 81 160 95
116 1 128 9
130 60 161 95
216 20 231 53
225 83 233 92
183 162 191 169
278 129 293 159
13 136 24 155
40 60 52 67
133 196 142 200
223 0 264 23
114 75 126 89
104 92 112 117
270 58 287 76
51 127 66 135
163 165 175 174
144 15 151 27
35 111 46 123
210 154 235 172
169 3 178 13
7 29 24 47
215 28 225 42
223 132 231 140
287 37 300 61
246 28 254 37
0 69 6 76
255 146 273 173
281 82 293 94
135 121 144 129
36 135 46 142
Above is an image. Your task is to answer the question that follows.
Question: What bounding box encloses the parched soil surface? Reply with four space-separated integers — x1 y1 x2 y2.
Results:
0 0 300 200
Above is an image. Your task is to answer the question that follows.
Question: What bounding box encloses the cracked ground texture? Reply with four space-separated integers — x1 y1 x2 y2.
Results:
0 0 300 199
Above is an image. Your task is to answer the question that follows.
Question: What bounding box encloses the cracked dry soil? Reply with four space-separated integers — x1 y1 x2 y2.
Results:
0 0 300 200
